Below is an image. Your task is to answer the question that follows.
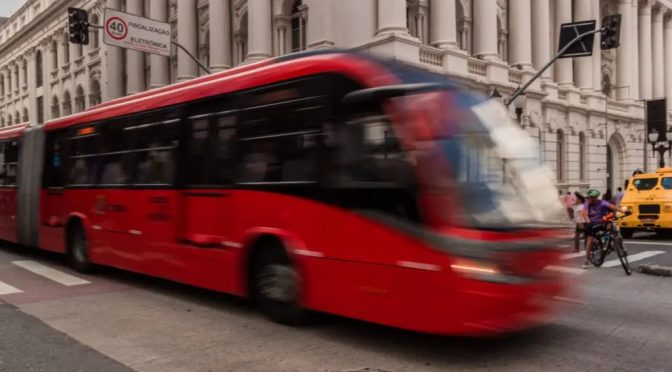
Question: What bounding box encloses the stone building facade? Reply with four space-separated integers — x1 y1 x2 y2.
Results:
1 0 671 193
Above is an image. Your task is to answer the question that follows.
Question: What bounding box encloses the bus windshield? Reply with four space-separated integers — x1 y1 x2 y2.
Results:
412 93 565 228
633 178 659 190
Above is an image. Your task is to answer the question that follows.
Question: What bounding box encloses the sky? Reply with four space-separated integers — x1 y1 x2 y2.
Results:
0 0 26 17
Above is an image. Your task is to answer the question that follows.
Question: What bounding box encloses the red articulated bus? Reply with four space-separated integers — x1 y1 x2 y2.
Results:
1 51 572 336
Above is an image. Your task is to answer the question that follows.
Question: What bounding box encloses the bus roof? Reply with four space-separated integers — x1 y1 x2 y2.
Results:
44 50 459 133
0 123 29 140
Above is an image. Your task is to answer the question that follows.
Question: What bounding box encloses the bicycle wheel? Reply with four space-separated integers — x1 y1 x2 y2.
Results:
615 237 632 275
589 237 606 267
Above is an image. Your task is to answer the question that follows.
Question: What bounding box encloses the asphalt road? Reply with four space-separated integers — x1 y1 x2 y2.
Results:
0 238 671 372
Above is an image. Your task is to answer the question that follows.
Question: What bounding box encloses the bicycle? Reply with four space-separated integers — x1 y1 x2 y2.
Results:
588 212 632 275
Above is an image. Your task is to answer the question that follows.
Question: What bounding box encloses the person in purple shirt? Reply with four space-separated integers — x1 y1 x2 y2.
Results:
581 189 616 269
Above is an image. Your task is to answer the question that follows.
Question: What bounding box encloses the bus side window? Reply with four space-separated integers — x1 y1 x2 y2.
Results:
186 114 236 187
68 133 99 186
44 132 66 188
132 119 179 186
4 140 18 186
0 142 6 186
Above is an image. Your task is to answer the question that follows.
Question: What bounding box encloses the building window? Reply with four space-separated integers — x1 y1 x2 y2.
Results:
75 85 86 113
36 50 43 87
89 80 101 107
291 0 307 53
22 107 28 122
52 40 59 70
556 129 565 181
52 96 60 119
407 0 428 44
14 111 20 125
579 132 586 181
63 91 72 116
22 59 27 87
0 73 4 96
37 96 44 124
497 16 508 62
90 14 100 49
234 13 248 65
62 33 70 64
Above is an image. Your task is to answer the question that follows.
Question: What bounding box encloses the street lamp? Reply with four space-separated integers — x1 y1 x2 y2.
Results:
647 128 671 169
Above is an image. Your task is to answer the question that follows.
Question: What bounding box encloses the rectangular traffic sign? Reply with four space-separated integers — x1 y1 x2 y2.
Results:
558 20 596 58
103 8 171 57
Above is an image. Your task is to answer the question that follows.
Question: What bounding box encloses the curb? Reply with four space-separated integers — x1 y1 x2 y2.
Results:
637 264 672 277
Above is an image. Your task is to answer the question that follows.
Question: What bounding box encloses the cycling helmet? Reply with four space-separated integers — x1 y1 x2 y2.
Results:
586 189 600 198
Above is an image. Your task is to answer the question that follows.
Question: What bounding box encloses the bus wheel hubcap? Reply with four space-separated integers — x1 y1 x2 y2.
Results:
258 264 297 303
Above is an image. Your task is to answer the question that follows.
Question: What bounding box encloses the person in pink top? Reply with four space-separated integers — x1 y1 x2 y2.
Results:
563 191 576 220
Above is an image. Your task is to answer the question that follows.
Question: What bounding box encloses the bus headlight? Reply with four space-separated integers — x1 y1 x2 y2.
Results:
664 204 672 213
450 258 500 280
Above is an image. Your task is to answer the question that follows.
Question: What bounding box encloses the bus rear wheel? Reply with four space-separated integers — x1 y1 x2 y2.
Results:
251 243 311 325
68 223 93 273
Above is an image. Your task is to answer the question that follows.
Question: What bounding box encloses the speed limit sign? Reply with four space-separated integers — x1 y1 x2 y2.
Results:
103 8 171 57
105 16 128 40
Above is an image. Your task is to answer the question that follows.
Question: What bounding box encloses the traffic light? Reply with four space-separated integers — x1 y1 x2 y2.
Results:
600 14 622 50
68 7 89 45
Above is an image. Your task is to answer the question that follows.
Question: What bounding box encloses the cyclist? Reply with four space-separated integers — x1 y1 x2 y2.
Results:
582 188 616 269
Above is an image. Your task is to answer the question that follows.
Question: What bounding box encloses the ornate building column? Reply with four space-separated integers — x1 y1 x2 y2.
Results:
639 0 653 100
573 0 592 91
508 0 533 69
377 0 408 36
591 0 602 92
472 0 498 60
664 12 672 110
150 0 170 87
652 5 665 98
126 0 146 94
247 0 272 62
532 0 551 79
177 0 199 81
105 0 124 99
631 0 640 99
430 0 457 49
554 0 573 87
209 0 232 71
617 0 633 100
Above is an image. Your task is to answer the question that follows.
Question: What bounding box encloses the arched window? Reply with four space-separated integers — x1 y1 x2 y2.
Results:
602 73 613 98
291 0 307 52
52 39 59 70
62 33 70 64
497 15 508 62
556 129 565 181
14 111 20 124
22 107 28 122
456 0 471 53
579 132 587 181
7 72 12 96
0 73 4 96
234 12 248 65
407 0 428 44
75 85 85 113
0 116 4 127
52 95 60 119
36 50 43 87
14 66 19 92
89 79 101 107
63 90 72 116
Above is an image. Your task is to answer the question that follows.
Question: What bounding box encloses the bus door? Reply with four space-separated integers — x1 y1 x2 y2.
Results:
41 131 68 252
0 140 19 242
176 113 238 289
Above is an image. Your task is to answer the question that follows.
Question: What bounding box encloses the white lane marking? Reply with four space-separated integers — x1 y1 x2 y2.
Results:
625 240 672 246
11 261 90 286
398 261 441 271
0 281 22 295
552 296 587 305
545 265 586 275
561 252 586 260
294 249 325 258
602 250 665 268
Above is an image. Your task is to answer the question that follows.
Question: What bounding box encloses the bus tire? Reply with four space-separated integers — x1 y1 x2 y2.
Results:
250 240 311 325
620 229 634 239
68 222 93 273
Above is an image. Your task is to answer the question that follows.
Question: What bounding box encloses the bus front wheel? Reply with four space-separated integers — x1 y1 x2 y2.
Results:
251 241 311 325
68 223 93 273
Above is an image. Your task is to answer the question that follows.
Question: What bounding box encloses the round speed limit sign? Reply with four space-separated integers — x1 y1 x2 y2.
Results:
106 16 128 40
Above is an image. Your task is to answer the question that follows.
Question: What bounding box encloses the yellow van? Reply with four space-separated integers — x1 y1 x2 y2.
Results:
619 167 672 237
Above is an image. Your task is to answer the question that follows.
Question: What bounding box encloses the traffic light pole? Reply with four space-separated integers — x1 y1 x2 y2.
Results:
504 27 604 107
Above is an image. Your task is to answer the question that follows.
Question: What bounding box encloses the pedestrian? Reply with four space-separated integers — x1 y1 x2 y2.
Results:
563 191 575 220
603 188 613 203
573 194 588 253
613 187 625 207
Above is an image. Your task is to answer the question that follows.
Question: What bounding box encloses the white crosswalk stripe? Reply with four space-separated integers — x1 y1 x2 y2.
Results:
11 261 90 286
0 280 22 295
602 250 665 268
561 252 586 260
